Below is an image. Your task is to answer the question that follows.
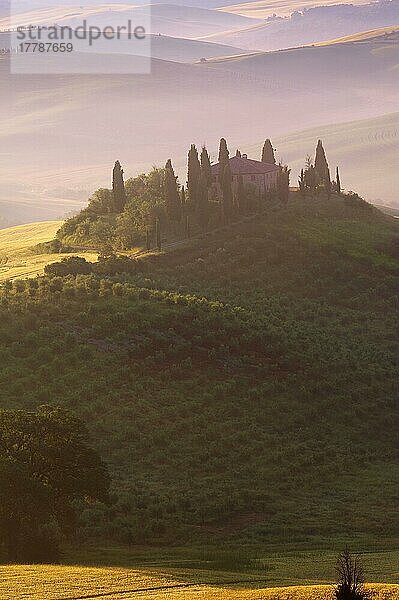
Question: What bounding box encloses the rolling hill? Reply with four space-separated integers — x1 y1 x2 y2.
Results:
260 111 399 207
148 34 248 63
0 221 97 281
1 22 398 224
203 0 399 51
218 0 373 18
1 195 398 550
1 3 259 38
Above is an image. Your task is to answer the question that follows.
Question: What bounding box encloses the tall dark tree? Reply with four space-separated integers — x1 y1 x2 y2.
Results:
298 169 306 198
235 149 242 158
164 159 181 226
155 217 162 251
0 406 109 563
112 160 127 212
180 185 186 214
197 172 210 231
218 138 230 183
187 144 201 206
336 166 342 194
200 146 213 189
236 174 246 214
277 164 291 204
221 162 233 222
262 139 276 164
304 155 317 195
314 140 331 187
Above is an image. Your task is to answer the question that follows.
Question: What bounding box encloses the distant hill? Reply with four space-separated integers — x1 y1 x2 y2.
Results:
313 24 399 45
203 0 399 50
247 111 399 207
149 34 247 62
219 0 374 18
1 26 398 222
1 196 398 547
0 3 259 38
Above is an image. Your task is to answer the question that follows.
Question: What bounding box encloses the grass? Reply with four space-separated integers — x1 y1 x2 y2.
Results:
0 195 398 560
0 221 97 282
0 564 397 599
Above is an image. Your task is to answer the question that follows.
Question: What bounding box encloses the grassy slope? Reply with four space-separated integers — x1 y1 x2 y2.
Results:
0 220 97 281
0 195 398 554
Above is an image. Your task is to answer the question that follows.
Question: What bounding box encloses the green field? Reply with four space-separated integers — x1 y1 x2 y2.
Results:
0 195 398 594
0 221 97 282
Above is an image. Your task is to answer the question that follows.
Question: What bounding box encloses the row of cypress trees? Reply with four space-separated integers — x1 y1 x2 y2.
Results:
111 138 337 250
298 139 342 197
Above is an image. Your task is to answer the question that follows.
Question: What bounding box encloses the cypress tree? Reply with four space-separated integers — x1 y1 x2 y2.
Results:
237 174 245 214
146 228 151 251
221 162 233 222
155 218 161 251
262 139 276 164
112 161 127 212
314 140 331 187
187 144 201 205
218 138 230 183
298 169 306 198
336 167 341 194
180 186 186 215
235 149 242 157
200 146 213 189
277 164 291 204
164 159 181 225
304 155 317 194
197 172 210 232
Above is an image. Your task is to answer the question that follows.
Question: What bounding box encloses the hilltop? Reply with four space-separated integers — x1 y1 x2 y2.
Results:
1 194 398 550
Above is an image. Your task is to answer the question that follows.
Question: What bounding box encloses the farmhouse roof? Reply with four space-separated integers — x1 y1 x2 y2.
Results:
211 155 280 176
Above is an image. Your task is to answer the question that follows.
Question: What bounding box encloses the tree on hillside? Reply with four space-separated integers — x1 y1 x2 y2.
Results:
187 144 201 206
262 139 276 164
221 162 233 222
304 155 317 195
164 159 181 227
112 161 127 212
336 166 342 194
235 149 242 158
298 169 306 198
0 406 109 563
314 140 331 188
115 168 165 248
197 172 210 231
236 174 246 213
277 164 291 204
87 189 115 215
180 185 186 214
334 548 369 600
218 138 230 183
200 146 213 190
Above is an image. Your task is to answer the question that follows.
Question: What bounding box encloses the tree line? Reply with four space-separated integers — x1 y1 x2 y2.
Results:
56 137 341 253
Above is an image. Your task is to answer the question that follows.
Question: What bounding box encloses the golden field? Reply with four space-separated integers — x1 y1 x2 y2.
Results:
0 221 97 282
0 565 397 600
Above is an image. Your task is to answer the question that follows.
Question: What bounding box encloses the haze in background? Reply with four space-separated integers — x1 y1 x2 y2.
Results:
0 0 398 224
